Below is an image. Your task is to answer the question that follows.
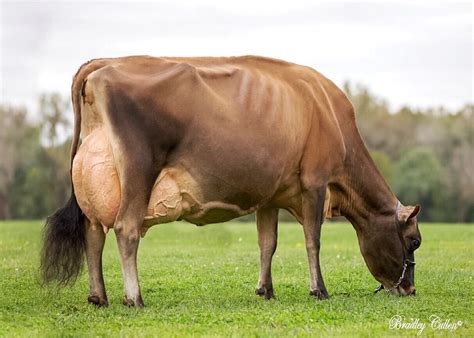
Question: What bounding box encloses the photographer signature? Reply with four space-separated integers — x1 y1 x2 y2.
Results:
389 314 463 335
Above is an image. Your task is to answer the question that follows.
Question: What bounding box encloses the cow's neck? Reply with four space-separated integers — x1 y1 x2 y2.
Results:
330 133 397 232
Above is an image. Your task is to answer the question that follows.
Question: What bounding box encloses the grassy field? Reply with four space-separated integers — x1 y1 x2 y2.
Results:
0 221 472 337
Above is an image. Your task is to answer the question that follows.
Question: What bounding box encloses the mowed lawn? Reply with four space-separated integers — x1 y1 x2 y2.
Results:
0 221 472 337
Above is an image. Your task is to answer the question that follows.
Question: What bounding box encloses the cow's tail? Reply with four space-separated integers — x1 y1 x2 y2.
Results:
40 193 85 285
40 59 106 286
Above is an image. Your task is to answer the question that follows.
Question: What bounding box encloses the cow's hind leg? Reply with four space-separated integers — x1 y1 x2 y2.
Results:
115 211 146 308
255 207 279 299
113 147 161 307
114 186 153 307
85 219 108 306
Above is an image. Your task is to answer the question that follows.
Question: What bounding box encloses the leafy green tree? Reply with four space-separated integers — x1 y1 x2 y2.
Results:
393 148 443 221
39 93 70 147
1 93 71 219
0 105 33 219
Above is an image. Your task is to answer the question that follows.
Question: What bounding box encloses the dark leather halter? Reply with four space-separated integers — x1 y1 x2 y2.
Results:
374 201 416 293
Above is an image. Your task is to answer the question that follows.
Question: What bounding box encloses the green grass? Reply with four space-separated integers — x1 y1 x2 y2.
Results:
0 221 472 337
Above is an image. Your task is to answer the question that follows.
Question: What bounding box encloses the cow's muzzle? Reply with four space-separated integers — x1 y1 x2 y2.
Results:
374 253 416 296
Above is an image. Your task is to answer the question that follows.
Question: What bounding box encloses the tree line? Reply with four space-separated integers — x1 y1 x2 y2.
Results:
0 85 472 222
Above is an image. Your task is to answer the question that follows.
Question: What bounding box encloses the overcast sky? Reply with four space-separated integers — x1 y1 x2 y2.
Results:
1 0 472 116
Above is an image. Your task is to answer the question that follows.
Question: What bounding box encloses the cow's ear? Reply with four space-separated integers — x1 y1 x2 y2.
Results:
398 204 421 223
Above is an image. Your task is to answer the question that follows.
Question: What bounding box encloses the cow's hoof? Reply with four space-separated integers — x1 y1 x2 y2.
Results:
122 295 145 308
255 286 274 299
309 288 329 300
87 295 108 307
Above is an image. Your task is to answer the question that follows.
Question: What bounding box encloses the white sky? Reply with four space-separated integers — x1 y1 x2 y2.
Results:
1 0 472 116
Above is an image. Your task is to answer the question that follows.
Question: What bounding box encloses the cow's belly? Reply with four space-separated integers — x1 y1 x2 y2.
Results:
72 128 255 232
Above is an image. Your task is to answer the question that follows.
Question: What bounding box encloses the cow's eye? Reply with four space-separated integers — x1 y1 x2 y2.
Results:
411 238 421 250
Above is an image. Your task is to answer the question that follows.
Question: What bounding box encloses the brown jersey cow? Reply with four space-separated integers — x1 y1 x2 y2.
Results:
40 56 421 307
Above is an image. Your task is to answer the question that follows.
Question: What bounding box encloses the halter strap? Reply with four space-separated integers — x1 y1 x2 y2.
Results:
374 259 415 293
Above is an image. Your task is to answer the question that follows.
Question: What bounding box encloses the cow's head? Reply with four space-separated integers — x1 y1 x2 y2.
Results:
357 203 421 296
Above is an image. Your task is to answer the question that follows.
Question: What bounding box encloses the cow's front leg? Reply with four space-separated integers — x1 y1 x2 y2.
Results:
85 219 108 306
301 185 329 300
255 207 279 299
